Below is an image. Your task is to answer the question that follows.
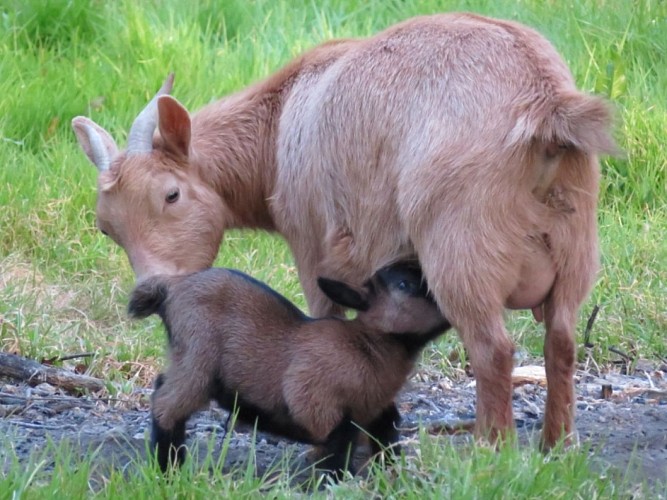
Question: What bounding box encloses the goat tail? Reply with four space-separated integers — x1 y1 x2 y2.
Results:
128 277 170 318
510 92 619 156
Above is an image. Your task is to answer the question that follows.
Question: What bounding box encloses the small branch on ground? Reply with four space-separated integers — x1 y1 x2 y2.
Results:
0 352 105 394
425 419 476 436
6 420 79 431
583 304 600 348
42 352 96 364
609 346 633 363
609 346 634 375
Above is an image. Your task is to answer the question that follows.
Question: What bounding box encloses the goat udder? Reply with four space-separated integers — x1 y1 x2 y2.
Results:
505 247 556 322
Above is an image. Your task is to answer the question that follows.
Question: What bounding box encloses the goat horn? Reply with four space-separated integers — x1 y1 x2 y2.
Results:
126 73 175 155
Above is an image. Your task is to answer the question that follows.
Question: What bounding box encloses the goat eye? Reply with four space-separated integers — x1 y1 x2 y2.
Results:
99 229 109 236
397 280 411 292
165 188 180 204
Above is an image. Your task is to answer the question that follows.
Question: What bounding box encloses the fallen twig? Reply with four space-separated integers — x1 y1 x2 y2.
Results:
583 304 600 348
609 346 633 362
0 352 105 394
417 397 442 413
6 420 78 431
425 419 476 436
43 352 96 364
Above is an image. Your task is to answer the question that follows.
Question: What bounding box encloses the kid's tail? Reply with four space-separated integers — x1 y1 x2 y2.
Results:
128 277 170 318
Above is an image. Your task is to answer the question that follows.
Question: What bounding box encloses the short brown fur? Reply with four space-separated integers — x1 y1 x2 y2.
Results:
129 265 449 475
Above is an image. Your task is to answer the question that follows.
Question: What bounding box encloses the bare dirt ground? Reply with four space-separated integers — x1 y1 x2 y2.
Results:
1 360 666 490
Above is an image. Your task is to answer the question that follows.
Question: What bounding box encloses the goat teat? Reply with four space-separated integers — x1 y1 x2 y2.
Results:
318 262 449 336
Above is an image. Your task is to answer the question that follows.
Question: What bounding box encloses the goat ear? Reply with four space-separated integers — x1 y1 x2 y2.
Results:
157 95 191 158
317 277 369 311
71 117 118 171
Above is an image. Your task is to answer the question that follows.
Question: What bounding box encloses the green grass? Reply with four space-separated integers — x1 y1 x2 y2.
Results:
2 430 661 499
0 0 665 496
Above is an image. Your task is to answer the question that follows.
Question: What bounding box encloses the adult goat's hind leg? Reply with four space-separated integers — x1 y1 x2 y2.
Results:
540 153 601 450
541 294 578 450
541 248 596 450
460 313 515 443
414 228 518 444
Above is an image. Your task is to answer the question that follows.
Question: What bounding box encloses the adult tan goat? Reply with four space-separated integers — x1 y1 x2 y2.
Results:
72 13 616 449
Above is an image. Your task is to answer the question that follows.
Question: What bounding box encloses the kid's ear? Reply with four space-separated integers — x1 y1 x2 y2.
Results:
317 277 369 311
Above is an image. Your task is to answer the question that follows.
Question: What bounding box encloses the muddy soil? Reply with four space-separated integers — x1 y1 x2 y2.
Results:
1 362 666 490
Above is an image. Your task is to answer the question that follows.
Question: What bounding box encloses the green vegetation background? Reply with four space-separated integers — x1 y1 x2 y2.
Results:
0 0 665 497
